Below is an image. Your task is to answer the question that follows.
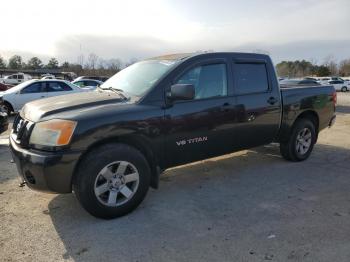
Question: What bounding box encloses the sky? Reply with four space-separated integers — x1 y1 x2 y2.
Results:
1 0 349 65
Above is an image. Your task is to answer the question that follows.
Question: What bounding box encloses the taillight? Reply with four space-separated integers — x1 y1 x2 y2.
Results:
332 92 337 105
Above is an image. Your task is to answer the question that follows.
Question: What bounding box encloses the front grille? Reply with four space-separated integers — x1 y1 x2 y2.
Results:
12 114 34 148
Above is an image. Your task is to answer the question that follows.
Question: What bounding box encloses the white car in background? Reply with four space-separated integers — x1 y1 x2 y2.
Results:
327 80 349 92
0 73 32 85
0 79 88 114
72 79 103 90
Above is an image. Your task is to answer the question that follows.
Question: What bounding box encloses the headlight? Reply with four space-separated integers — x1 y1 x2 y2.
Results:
29 119 77 147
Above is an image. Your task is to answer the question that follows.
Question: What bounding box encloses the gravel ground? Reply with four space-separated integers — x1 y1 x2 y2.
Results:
0 93 350 262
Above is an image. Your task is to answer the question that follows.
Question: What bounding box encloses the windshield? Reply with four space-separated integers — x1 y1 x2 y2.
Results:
100 60 178 96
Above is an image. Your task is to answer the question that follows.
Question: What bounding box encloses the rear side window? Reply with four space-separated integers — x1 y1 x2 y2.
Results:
47 82 72 92
234 63 269 94
86 80 99 86
17 75 24 80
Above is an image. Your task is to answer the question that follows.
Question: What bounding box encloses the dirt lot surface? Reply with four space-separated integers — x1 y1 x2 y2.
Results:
0 93 350 262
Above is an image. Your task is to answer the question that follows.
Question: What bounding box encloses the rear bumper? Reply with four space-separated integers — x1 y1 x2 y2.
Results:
9 137 82 193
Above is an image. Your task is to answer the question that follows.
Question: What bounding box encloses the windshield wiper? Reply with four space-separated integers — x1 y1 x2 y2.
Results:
99 86 129 100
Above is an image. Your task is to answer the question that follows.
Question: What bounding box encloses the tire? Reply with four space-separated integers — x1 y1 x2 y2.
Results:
2 102 12 116
73 143 151 219
280 118 316 162
341 86 347 92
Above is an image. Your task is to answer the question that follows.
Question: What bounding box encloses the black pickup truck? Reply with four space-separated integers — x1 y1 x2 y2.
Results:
9 52 336 219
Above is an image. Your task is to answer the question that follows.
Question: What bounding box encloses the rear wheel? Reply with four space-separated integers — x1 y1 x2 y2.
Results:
280 118 316 162
73 143 151 219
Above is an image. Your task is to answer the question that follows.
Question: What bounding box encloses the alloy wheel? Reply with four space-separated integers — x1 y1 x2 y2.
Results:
94 161 140 207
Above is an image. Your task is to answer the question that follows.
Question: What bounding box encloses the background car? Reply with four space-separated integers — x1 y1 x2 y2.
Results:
41 74 56 79
328 80 349 92
74 76 109 82
0 73 32 85
0 82 8 91
72 79 103 90
0 79 89 114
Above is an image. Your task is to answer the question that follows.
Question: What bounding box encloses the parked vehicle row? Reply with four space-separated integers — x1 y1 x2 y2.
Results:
280 77 350 92
9 52 337 219
0 79 90 115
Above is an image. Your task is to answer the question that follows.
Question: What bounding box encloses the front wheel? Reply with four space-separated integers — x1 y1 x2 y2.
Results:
280 118 316 162
73 143 151 219
341 86 348 92
2 102 12 116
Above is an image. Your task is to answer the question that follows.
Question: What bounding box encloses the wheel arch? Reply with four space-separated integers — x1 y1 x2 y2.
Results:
278 109 319 143
294 110 319 133
72 135 161 190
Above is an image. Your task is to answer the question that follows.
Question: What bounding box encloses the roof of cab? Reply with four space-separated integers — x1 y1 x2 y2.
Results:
147 52 270 62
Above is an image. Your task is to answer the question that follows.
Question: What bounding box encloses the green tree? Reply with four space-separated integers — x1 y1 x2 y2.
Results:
8 55 23 69
315 66 331 77
27 57 43 69
46 58 59 69
61 61 70 69
0 55 6 68
339 59 350 76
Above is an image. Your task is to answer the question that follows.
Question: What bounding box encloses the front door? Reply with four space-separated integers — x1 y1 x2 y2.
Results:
15 82 47 111
164 61 236 167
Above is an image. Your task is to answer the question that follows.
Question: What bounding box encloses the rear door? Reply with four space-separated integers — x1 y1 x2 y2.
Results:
17 74 24 83
15 82 47 110
45 81 76 97
164 58 237 167
232 59 281 149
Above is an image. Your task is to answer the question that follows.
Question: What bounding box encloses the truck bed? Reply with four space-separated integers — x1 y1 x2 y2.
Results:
279 84 336 142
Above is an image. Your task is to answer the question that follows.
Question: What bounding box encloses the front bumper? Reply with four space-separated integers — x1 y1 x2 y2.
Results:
9 136 82 193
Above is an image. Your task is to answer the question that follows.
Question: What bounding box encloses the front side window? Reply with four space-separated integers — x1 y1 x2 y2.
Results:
21 83 44 94
234 63 269 94
176 63 227 100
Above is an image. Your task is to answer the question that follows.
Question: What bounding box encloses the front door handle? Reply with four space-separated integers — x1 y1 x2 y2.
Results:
267 97 278 105
220 102 231 112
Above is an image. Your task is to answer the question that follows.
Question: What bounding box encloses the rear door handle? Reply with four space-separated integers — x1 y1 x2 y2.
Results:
267 97 278 105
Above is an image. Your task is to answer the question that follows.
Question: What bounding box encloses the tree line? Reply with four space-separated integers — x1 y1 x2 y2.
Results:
0 53 138 76
1 53 350 78
276 57 350 78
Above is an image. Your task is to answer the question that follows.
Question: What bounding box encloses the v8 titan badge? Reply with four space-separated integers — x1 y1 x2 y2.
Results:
176 136 208 146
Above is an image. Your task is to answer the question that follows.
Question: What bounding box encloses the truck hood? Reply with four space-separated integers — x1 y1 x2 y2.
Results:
22 91 127 122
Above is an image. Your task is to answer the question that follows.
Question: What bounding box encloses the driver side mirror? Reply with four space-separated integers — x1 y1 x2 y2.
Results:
167 84 195 101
